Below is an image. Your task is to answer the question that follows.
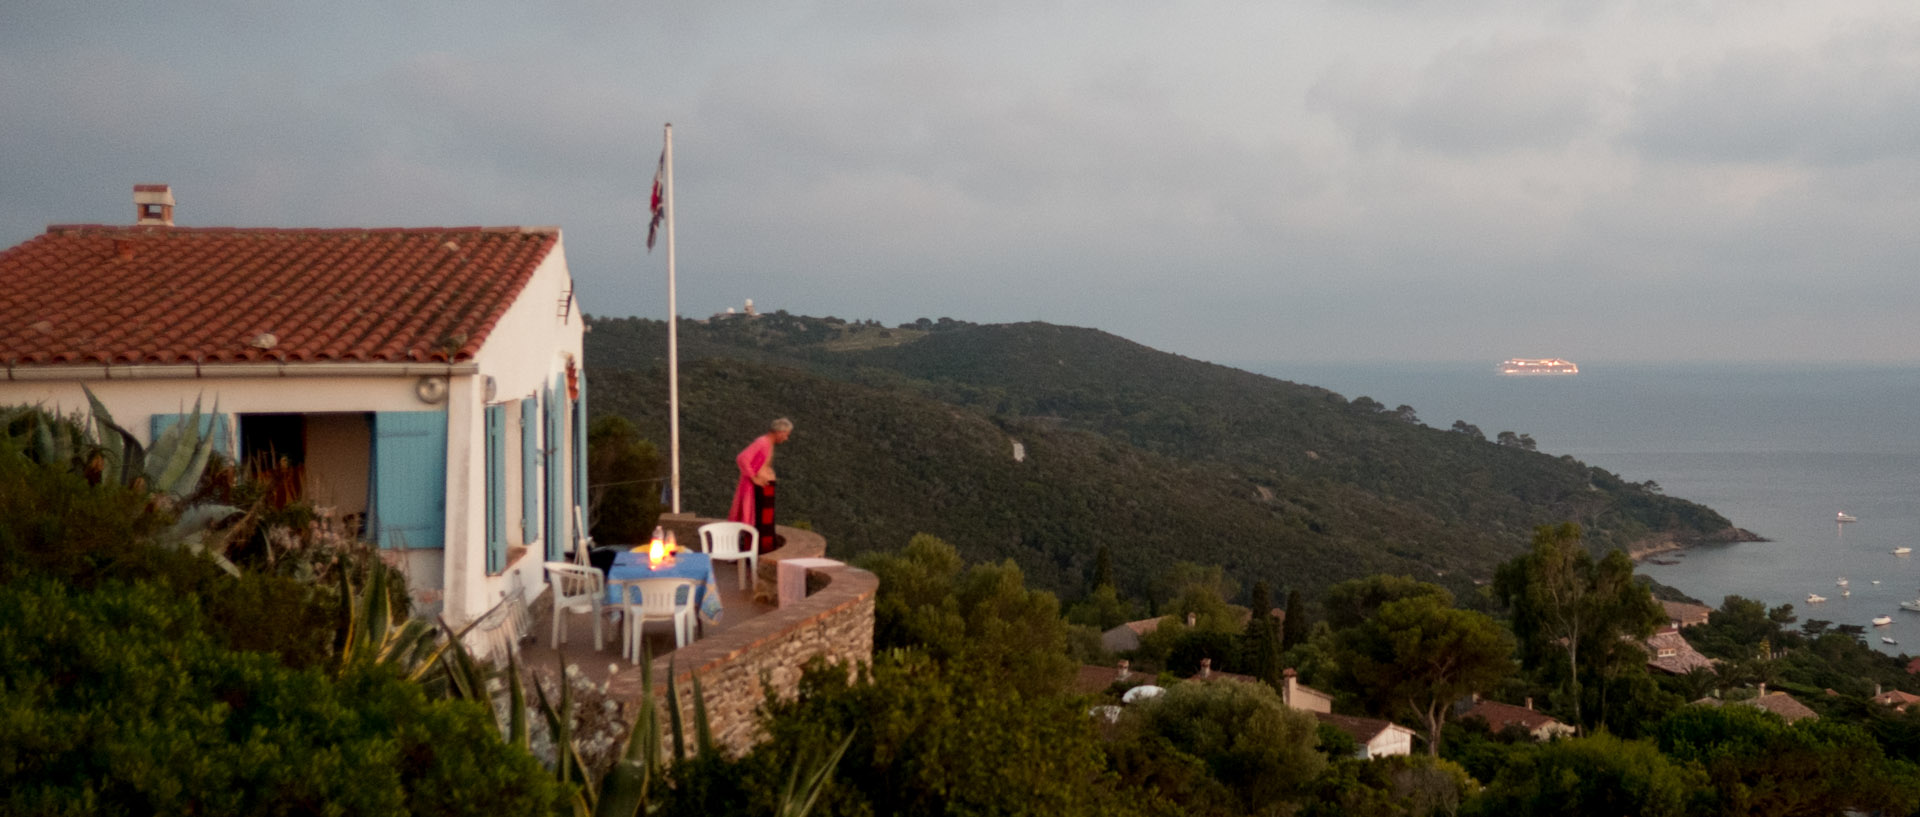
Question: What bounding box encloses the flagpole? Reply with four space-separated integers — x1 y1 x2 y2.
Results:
663 123 682 514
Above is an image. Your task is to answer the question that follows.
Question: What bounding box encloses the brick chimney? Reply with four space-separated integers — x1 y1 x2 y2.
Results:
1200 658 1212 679
1525 697 1534 710
1116 659 1130 682
134 184 174 226
1283 668 1298 707
1185 612 1197 627
1759 683 1767 697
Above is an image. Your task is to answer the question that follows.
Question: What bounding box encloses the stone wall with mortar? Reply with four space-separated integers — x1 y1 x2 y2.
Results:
605 518 874 758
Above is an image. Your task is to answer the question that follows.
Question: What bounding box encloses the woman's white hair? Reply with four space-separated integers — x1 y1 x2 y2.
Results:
771 417 794 432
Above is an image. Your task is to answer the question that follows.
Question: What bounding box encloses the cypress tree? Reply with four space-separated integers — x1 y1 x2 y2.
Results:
1244 581 1283 684
1282 589 1308 649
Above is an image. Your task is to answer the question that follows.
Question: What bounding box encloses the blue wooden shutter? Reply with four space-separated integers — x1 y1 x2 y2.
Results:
150 412 233 456
368 411 447 550
520 397 541 545
544 379 565 561
485 404 508 573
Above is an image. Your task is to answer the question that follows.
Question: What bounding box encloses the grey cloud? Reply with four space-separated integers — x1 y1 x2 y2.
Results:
1309 37 1606 155
1628 24 1920 165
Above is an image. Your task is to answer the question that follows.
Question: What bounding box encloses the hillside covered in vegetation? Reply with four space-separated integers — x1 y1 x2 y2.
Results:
585 313 1741 603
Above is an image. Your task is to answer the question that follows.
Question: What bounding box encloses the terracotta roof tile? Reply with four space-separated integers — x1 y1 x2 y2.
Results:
1873 689 1920 710
1645 629 1716 675
1748 691 1819 723
1314 711 1405 744
1459 699 1567 733
0 225 559 367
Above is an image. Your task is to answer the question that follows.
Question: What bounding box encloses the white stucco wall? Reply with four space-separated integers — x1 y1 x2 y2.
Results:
450 231 587 624
1364 727 1415 759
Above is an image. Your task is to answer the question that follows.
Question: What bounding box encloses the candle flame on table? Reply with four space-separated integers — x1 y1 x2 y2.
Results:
649 536 667 566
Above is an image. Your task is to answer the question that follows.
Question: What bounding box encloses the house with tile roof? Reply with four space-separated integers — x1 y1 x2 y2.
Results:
1186 658 1257 686
1694 685 1820 724
1644 627 1716 675
1746 690 1819 722
1313 712 1417 759
1281 668 1333 714
1871 687 1920 712
1457 697 1576 741
1074 659 1151 695
1660 600 1713 629
1100 616 1164 653
0 185 587 628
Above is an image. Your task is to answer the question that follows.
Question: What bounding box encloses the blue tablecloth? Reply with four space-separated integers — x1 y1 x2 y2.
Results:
605 551 723 624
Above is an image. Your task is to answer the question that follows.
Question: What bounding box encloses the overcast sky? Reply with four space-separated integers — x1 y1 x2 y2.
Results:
5 1 1918 363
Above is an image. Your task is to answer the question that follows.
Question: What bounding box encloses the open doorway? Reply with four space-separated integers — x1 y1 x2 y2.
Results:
240 413 306 506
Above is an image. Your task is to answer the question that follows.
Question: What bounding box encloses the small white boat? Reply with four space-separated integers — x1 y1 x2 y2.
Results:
1886 637 1899 646
1838 577 1850 587
1839 512 1859 523
1901 599 1920 613
1844 589 1852 597
1897 547 1913 556
1808 593 1828 603
1875 580 1884 584
1875 616 1894 626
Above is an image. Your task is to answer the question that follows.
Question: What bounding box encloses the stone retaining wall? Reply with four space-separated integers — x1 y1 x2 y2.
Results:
605 518 875 757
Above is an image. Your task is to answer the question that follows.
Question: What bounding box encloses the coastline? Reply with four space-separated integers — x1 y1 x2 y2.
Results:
1628 527 1766 563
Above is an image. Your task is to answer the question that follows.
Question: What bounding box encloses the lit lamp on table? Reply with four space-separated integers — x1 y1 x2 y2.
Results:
644 529 678 567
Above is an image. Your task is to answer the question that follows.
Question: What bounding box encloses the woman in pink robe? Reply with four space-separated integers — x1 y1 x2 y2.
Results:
729 418 792 546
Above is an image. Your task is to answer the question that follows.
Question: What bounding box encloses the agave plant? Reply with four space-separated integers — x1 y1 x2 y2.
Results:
1 404 90 471
334 558 442 679
80 384 219 498
81 386 244 574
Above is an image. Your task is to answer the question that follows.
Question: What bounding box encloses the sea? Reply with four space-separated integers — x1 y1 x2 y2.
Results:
1233 360 1920 655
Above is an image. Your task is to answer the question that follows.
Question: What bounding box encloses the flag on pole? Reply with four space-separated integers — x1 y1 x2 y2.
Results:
647 150 667 251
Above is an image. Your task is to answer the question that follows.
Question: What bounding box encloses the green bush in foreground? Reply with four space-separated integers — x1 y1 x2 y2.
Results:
0 579 571 816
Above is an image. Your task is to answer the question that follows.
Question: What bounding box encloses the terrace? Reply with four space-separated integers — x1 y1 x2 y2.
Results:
497 515 876 756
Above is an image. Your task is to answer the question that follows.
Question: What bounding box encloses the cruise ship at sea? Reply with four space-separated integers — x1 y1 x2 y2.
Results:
1500 358 1579 375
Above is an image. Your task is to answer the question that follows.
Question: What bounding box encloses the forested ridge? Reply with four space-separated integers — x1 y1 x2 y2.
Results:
585 313 1740 602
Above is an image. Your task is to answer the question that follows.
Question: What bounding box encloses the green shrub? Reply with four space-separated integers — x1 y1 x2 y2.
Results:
0 580 570 816
725 652 1141 817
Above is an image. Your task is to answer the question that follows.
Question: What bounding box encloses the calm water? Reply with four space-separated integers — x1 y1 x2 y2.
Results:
1234 360 1920 654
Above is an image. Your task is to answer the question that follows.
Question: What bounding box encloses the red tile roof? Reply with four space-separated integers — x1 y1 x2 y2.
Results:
1459 700 1567 734
1314 711 1410 745
1747 691 1819 723
0 225 560 366
1873 689 1920 710
1074 664 1146 694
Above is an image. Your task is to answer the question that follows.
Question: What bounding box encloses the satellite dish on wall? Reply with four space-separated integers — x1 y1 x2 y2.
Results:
415 376 449 404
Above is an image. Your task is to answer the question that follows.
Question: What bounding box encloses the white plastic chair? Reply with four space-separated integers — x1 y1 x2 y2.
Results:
544 561 606 650
616 577 696 660
698 521 760 590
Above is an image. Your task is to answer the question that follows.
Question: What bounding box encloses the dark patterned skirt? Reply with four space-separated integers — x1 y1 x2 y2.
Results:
756 481 780 552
